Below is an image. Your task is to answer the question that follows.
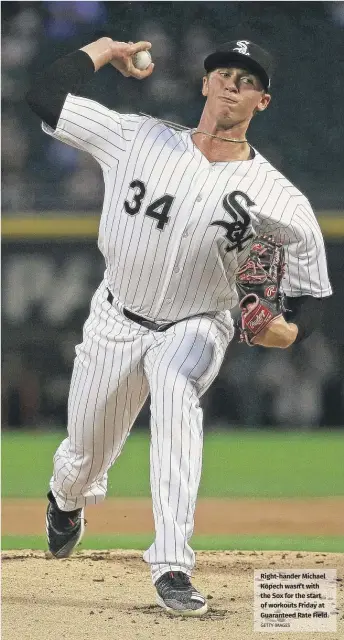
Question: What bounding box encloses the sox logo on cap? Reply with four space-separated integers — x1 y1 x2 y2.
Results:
233 40 250 55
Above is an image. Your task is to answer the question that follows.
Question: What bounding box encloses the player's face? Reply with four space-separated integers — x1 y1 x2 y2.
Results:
202 67 271 128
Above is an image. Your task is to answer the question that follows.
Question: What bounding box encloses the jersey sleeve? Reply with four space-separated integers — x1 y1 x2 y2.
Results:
41 93 143 171
281 202 332 298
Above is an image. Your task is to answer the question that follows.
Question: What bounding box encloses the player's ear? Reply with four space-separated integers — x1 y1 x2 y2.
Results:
202 74 209 97
256 92 271 112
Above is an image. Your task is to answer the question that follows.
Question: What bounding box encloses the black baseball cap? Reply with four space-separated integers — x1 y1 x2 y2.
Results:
204 40 273 91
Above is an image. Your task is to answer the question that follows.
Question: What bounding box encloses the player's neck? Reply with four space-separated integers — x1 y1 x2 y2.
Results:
193 113 251 162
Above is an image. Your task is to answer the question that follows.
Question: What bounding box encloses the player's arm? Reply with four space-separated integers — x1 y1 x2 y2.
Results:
26 39 154 169
250 295 327 348
26 38 153 129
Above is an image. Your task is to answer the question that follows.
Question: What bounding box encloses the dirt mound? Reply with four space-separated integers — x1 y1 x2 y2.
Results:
2 550 343 640
3 497 344 535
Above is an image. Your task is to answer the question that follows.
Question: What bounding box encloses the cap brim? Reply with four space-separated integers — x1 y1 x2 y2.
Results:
204 51 270 90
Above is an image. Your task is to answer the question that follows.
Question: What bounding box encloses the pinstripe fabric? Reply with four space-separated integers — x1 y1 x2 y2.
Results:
51 282 151 509
50 281 233 582
43 94 331 581
43 94 332 321
142 315 231 582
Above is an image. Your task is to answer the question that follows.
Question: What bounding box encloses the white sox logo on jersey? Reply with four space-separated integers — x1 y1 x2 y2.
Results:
210 190 255 252
233 40 250 55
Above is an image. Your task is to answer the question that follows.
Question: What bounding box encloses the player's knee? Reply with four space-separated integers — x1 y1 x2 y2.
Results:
162 368 192 393
163 341 215 388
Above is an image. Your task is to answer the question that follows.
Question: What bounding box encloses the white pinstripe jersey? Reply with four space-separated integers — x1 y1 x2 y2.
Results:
43 93 332 322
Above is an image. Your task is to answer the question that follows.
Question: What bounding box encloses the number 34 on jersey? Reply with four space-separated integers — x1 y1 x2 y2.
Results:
124 179 174 231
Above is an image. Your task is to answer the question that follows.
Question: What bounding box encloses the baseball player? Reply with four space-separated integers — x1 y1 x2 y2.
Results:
27 38 332 616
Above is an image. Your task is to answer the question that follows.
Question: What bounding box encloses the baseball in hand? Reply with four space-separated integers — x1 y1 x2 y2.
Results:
132 50 152 70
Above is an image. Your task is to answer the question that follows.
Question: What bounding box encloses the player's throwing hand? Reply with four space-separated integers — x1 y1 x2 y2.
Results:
80 38 154 78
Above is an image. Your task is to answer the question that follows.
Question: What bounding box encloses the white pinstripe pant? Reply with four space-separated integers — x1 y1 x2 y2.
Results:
51 281 234 582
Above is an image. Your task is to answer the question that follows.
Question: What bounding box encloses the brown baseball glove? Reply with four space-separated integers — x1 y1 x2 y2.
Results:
236 234 286 346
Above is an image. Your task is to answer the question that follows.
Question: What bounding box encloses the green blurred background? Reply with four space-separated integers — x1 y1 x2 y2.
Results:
4 431 344 499
3 430 343 552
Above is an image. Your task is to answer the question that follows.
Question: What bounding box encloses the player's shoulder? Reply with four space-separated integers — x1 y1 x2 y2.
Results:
254 148 311 205
132 112 191 138
63 94 145 126
103 107 191 144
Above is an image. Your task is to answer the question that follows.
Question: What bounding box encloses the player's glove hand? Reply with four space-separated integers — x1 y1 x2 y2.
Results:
235 234 285 346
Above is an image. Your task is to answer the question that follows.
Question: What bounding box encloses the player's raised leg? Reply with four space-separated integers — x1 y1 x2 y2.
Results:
142 315 233 615
46 282 150 557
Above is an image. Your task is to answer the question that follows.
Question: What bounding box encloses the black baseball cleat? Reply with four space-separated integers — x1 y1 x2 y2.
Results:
46 491 85 558
155 571 208 617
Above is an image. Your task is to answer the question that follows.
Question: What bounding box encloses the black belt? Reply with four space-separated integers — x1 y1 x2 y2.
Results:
107 289 175 332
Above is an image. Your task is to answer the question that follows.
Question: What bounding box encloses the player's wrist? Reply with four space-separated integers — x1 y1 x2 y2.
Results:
80 38 115 72
286 322 298 346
